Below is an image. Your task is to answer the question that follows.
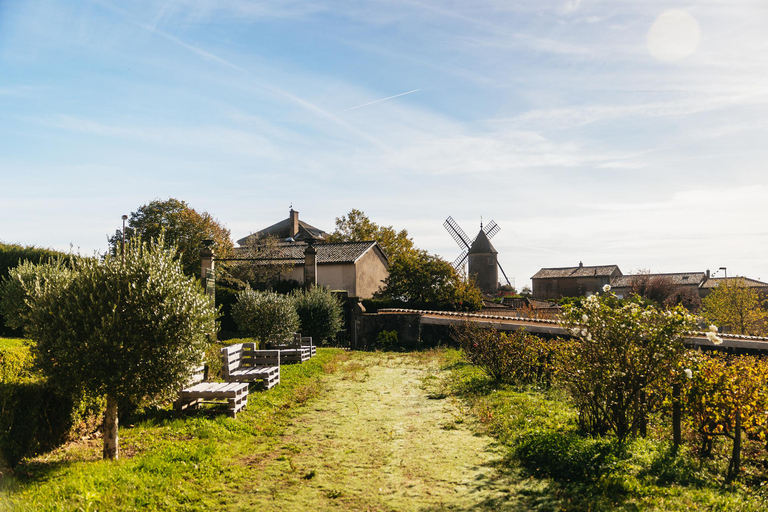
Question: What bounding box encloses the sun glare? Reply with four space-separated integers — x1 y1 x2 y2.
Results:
647 9 701 63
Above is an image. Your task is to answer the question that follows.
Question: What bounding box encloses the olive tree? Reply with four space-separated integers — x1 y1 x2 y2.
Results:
231 288 299 346
18 237 215 460
292 286 343 344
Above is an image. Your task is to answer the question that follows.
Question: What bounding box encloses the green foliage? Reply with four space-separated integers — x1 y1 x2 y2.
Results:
681 352 768 475
452 323 556 384
291 286 343 345
23 236 215 410
1 378 105 467
559 291 697 441
0 243 69 336
702 278 768 336
231 288 299 346
374 250 483 311
0 340 34 383
375 329 399 351
109 198 234 277
326 208 414 261
0 257 76 333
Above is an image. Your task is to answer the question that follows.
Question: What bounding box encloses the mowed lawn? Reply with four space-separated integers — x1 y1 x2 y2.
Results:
2 347 767 511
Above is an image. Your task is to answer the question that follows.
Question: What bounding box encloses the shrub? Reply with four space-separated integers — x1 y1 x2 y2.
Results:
292 286 343 345
0 340 34 383
231 288 299 346
0 257 76 334
559 291 697 441
681 352 768 478
375 330 399 351
452 323 555 385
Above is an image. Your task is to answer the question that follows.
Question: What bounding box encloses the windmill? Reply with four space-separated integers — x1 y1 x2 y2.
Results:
444 216 512 288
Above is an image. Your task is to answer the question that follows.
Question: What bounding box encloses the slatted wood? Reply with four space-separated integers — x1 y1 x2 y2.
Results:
221 344 281 389
176 364 249 417
300 336 316 357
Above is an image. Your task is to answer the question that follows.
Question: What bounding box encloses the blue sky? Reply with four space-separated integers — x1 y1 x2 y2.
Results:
2 0 767 288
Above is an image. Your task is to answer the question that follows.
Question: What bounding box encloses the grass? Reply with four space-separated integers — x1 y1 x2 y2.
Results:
0 347 348 511
438 347 768 511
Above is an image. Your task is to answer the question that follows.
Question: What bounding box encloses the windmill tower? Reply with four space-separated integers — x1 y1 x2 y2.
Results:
444 216 511 294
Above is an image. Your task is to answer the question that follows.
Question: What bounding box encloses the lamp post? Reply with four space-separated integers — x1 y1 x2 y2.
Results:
121 215 128 263
719 267 727 279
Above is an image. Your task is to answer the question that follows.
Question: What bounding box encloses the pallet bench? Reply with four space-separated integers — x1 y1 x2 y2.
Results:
221 343 280 390
176 365 249 418
300 336 316 357
267 335 311 364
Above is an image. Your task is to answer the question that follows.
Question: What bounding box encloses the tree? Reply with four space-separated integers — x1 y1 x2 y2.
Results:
109 198 233 277
231 288 299 346
16 236 215 459
327 209 414 260
374 250 483 311
702 278 768 336
628 270 702 311
292 286 343 345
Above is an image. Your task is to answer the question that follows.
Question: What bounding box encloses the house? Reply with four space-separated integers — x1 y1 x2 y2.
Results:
699 276 768 299
531 262 622 300
610 272 708 300
237 208 330 245
236 209 388 298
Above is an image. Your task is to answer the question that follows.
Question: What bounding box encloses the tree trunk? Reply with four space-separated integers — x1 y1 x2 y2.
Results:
672 384 682 453
103 394 119 460
727 410 741 482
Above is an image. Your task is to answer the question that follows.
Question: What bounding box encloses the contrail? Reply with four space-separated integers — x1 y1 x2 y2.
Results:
343 89 421 112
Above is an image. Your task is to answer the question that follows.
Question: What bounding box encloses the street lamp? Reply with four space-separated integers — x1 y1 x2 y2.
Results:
719 267 727 279
121 215 128 263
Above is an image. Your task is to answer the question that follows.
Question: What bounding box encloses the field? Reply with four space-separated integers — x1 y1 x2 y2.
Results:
1 347 766 511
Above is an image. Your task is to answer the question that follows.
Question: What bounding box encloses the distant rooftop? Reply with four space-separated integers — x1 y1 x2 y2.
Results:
532 264 621 280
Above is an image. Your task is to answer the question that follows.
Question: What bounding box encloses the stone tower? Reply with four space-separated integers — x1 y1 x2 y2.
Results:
468 228 499 294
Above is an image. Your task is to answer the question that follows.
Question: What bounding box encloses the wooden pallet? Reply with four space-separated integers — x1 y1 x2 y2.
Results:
176 365 249 417
222 344 281 389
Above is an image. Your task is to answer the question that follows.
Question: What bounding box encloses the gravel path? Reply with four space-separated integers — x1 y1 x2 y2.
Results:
237 352 523 511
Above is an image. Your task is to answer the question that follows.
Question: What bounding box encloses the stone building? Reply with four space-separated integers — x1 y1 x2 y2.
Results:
610 272 708 300
531 262 622 300
467 229 498 294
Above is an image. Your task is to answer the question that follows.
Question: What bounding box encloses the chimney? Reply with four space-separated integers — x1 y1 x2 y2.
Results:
290 209 299 237
579 261 583 267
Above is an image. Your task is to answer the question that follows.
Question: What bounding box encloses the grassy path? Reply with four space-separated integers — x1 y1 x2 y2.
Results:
234 351 521 511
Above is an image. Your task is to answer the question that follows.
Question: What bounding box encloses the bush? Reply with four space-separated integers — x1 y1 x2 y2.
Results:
0 340 34 383
375 330 399 351
0 258 76 334
0 243 69 337
292 286 343 345
559 291 697 441
452 323 555 385
231 288 299 346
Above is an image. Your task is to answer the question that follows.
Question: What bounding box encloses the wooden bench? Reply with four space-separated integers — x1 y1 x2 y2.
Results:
221 343 281 390
299 335 316 357
176 365 249 418
267 335 310 364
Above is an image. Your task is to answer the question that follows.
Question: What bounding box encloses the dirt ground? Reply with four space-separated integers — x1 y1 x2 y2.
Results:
233 352 530 511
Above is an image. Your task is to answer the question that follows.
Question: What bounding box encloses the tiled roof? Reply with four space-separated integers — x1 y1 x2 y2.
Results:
700 277 768 289
531 265 621 279
611 272 706 288
237 218 329 246
234 241 384 265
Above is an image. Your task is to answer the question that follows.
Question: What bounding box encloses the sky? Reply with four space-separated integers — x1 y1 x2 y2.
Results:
1 0 768 289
